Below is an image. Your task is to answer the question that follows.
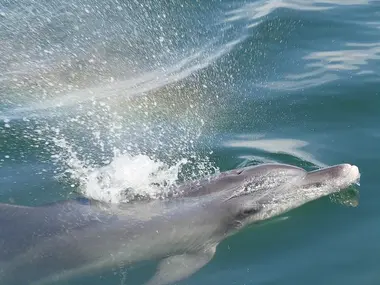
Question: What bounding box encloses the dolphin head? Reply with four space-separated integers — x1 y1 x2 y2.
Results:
221 163 360 230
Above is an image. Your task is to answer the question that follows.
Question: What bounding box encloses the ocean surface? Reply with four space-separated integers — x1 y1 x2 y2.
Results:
0 0 379 284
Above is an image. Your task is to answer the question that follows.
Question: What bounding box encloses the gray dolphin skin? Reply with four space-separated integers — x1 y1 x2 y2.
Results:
0 163 360 285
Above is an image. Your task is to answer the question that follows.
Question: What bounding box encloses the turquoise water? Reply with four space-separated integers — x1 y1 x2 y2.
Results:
0 0 379 284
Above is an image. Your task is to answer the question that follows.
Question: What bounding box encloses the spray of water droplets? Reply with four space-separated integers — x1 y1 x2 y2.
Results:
38 92 220 203
0 0 246 203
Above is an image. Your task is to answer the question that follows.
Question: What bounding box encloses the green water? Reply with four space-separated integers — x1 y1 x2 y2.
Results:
1 0 379 284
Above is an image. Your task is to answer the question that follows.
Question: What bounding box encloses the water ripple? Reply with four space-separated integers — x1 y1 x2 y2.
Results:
224 135 327 167
263 41 380 91
305 42 380 71
224 0 371 28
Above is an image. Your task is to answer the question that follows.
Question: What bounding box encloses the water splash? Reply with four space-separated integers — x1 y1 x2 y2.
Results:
52 136 189 203
42 93 219 203
0 0 235 204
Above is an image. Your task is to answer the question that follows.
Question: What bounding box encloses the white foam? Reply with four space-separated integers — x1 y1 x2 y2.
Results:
52 137 186 203
82 154 188 203
51 131 217 204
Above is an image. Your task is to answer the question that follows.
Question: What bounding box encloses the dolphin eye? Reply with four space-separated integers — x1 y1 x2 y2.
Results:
242 208 258 215
234 169 244 175
303 182 324 189
237 207 259 219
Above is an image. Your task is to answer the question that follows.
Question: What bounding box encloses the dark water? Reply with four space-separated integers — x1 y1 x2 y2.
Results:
0 0 379 284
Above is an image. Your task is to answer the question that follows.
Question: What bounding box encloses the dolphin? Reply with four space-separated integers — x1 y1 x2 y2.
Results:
0 163 360 285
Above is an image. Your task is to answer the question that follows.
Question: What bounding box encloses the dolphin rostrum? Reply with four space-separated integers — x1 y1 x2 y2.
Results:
0 163 360 285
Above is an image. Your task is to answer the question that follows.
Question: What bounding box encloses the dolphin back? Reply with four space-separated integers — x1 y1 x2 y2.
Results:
0 198 117 284
1 198 118 259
